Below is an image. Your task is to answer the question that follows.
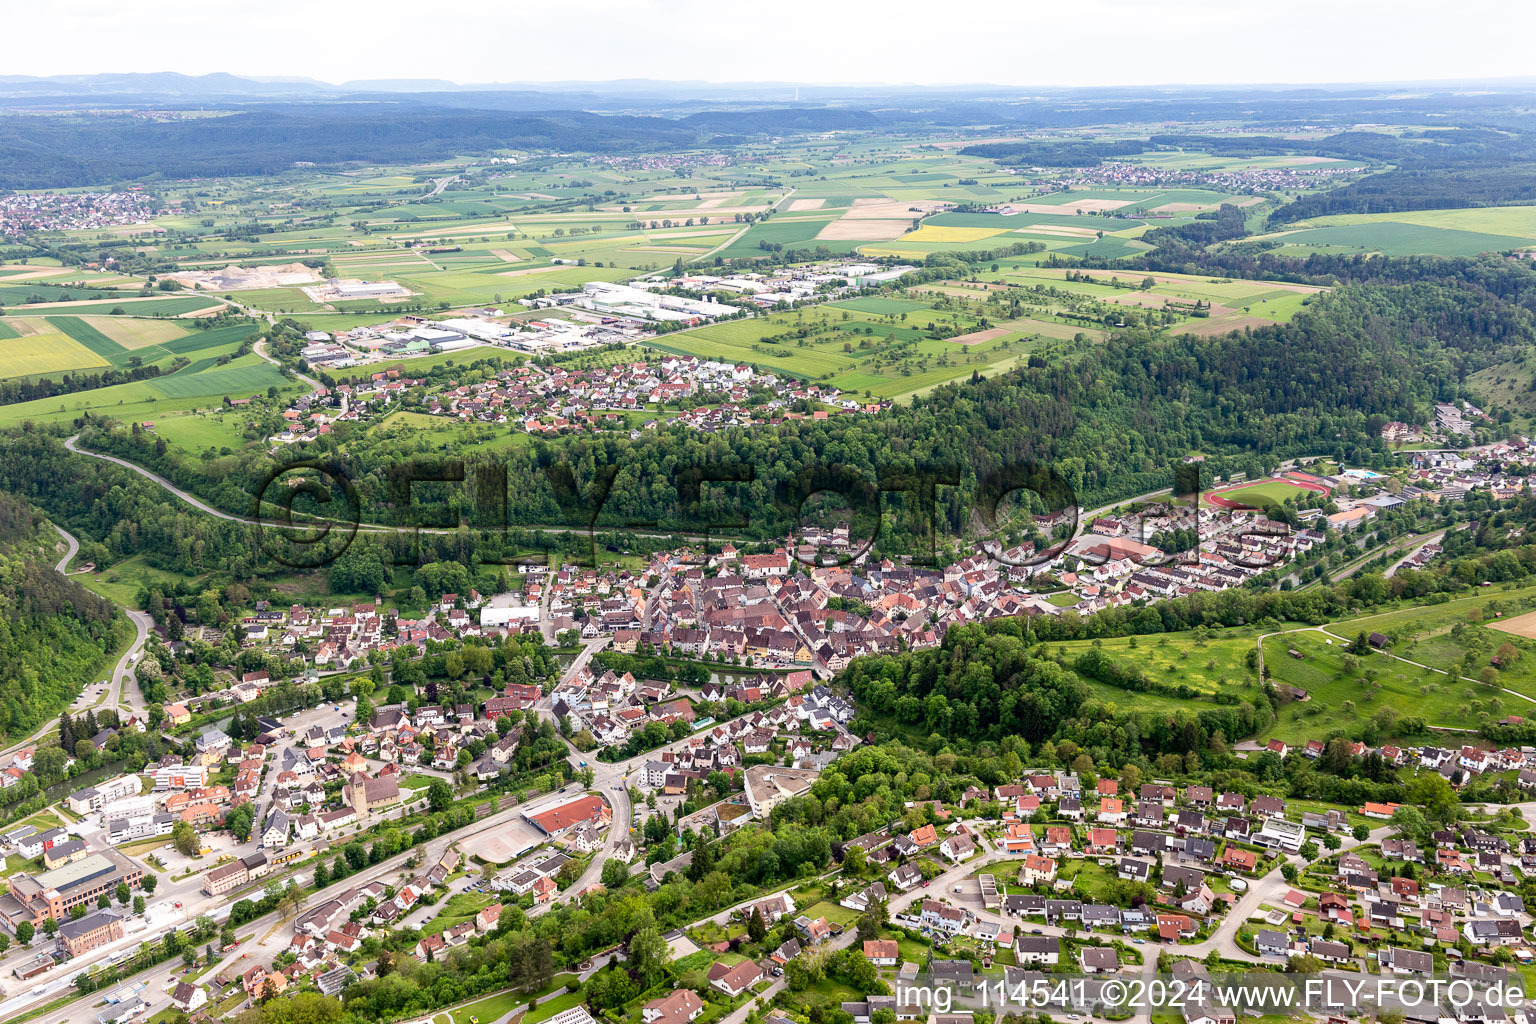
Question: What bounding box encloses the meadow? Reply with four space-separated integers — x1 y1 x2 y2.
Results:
923 265 1329 340
647 297 1043 400
1259 630 1496 742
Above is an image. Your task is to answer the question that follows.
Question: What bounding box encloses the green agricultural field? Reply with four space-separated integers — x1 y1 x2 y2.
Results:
148 361 286 398
830 296 935 316
1057 237 1152 260
159 323 260 354
1263 221 1524 257
648 299 1033 400
75 554 204 609
1327 582 1536 637
0 317 115 378
1323 583 1536 699
1258 206 1536 257
70 316 191 350
712 216 850 260
924 211 1148 233
48 316 130 360
0 354 300 428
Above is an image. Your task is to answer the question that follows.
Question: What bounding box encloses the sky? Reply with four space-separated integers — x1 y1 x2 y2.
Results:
9 0 1536 89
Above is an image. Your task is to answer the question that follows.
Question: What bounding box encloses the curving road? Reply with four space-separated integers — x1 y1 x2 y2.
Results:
0 527 154 758
57 524 155 724
64 434 723 543
253 337 324 395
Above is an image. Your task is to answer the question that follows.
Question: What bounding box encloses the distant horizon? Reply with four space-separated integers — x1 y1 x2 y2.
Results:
7 70 1536 94
8 0 1535 90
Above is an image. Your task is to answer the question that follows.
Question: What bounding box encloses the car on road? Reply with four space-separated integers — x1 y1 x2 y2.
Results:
1133 938 1145 944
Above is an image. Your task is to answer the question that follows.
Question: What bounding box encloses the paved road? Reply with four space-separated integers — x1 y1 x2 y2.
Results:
0 527 153 758
1385 530 1445 578
252 338 324 394
64 435 719 544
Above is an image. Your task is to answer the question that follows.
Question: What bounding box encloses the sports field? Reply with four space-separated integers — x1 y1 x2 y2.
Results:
1206 479 1326 509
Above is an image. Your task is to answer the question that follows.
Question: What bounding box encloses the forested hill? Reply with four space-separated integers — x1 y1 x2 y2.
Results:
0 106 859 188
0 492 125 741
75 268 1534 548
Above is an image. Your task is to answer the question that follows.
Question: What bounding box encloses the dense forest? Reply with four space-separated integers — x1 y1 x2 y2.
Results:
0 106 874 189
0 491 125 740
0 108 704 188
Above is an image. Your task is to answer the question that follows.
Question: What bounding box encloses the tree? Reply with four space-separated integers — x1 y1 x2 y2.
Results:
134 895 146 916
1406 774 1460 825
172 820 199 856
143 874 158 894
600 858 629 889
627 923 670 988
227 802 256 842
856 897 888 943
747 908 767 944
840 950 880 993
116 881 131 905
697 869 731 910
279 884 307 922
427 778 452 813
15 920 33 945
1119 763 1142 794
41 916 58 938
1352 824 1370 842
